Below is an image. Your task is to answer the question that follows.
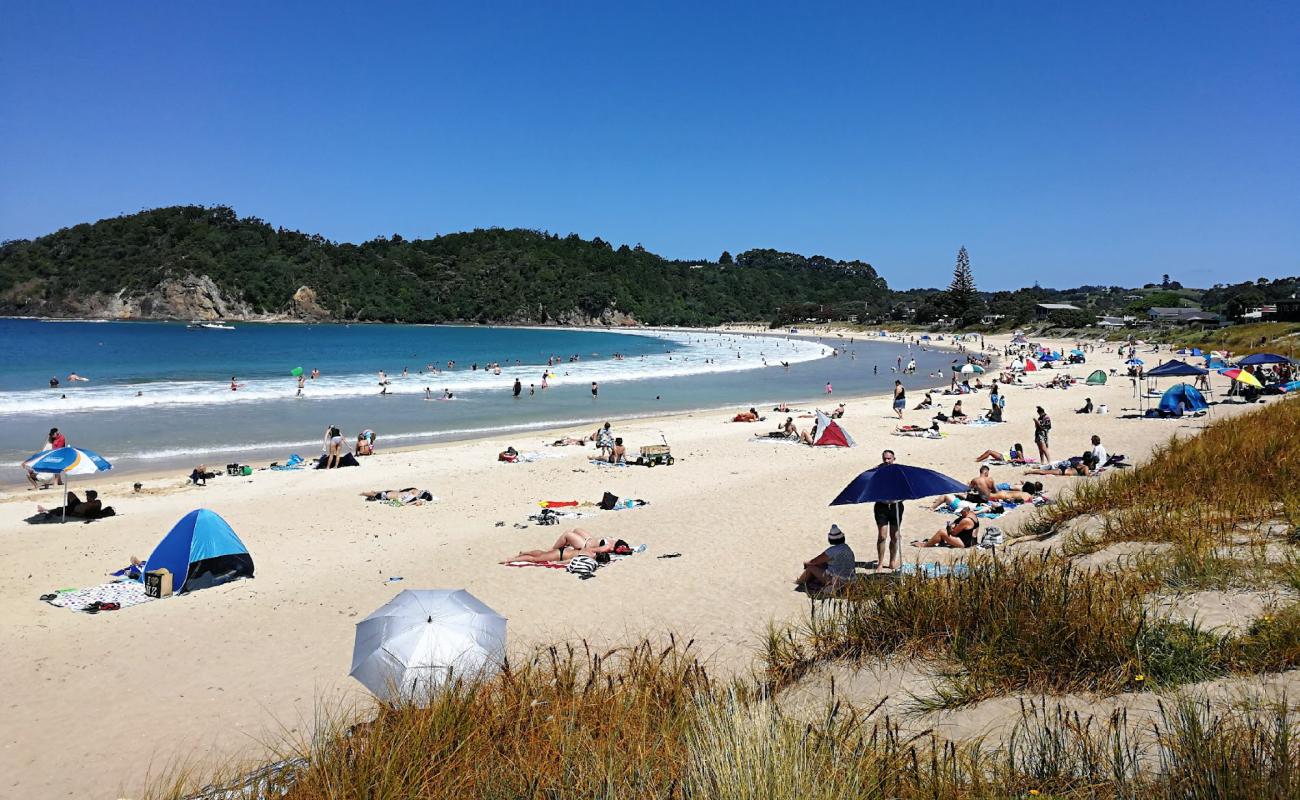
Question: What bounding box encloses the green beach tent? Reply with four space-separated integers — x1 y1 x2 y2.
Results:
1085 370 1107 385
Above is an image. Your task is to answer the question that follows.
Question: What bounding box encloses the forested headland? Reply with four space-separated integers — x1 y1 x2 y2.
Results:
0 206 889 325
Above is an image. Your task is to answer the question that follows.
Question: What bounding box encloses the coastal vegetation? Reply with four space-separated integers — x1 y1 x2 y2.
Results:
0 206 889 326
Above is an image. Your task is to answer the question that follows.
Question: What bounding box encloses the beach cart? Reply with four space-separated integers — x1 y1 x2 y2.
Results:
636 434 675 467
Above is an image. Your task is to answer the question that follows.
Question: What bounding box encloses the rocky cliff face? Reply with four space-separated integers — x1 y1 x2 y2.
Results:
291 286 330 320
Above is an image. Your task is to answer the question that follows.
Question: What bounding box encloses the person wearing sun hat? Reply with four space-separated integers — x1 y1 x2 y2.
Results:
794 524 857 594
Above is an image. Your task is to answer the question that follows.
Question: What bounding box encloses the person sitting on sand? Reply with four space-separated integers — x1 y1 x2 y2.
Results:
966 465 997 502
914 391 933 411
356 429 377 456
830 403 846 419
949 399 968 421
912 507 979 548
501 528 617 564
1077 397 1094 414
189 465 216 485
794 525 855 593
733 407 761 422
773 402 791 412
361 488 434 505
608 437 628 464
37 489 103 519
975 443 1026 464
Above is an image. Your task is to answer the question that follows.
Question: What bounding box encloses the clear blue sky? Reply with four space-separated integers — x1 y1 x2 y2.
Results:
2 1 1297 289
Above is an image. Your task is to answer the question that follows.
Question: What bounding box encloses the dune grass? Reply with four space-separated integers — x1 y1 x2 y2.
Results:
1160 321 1300 355
157 645 1300 800
1023 397 1300 555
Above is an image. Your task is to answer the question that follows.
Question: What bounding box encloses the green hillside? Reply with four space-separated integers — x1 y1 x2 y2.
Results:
0 206 890 325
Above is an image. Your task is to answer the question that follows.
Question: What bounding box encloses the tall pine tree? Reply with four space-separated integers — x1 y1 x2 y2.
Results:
945 245 981 327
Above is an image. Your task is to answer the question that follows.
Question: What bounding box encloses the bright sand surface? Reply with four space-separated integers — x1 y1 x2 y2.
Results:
0 332 1262 798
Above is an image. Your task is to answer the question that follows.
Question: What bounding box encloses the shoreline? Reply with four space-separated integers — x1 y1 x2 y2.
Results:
2 325 941 494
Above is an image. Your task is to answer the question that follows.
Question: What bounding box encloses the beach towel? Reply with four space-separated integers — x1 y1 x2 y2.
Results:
589 458 629 467
42 581 154 612
504 560 569 570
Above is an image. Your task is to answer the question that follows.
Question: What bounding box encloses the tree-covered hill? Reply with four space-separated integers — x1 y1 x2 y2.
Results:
0 206 891 325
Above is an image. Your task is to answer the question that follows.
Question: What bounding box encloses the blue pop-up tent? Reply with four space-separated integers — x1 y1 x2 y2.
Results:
1157 383 1208 416
1146 359 1207 378
143 509 254 593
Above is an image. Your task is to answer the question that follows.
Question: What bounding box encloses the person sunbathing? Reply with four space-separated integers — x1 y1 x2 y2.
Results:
773 402 791 412
1024 454 1096 477
830 403 846 419
37 489 103 519
608 437 627 464
551 437 587 446
949 400 968 421
733 408 761 422
501 528 616 563
913 391 933 410
912 507 979 548
361 488 434 504
987 481 1044 502
756 417 798 439
975 443 1026 463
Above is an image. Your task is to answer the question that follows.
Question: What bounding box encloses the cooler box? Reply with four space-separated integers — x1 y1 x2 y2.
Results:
145 568 174 598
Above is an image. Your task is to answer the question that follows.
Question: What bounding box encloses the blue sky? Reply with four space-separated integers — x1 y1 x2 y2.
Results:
1 1 1297 290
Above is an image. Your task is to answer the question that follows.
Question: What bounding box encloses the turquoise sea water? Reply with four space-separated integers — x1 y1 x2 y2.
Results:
0 319 957 481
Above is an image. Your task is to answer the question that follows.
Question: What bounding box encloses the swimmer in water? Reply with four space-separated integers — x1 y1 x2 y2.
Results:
444 388 454 399
68 372 89 382
230 376 241 391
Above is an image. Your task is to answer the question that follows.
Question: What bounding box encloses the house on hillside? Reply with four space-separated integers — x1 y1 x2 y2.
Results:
1147 307 1222 325
1096 316 1127 328
1034 303 1081 320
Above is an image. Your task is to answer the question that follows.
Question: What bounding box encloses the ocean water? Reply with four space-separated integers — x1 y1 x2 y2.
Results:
0 319 957 481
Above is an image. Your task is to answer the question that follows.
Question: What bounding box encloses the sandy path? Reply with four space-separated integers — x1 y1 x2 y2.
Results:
0 332 1256 798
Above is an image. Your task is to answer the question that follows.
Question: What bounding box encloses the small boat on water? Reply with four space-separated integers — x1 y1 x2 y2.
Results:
187 320 237 331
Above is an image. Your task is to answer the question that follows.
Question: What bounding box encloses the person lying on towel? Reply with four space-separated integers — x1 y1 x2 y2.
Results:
36 489 104 519
501 528 630 564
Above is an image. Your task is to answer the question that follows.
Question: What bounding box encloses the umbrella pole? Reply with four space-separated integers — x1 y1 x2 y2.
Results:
62 479 68 523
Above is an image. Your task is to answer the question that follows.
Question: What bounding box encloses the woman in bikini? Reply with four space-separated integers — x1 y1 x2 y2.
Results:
501 528 615 564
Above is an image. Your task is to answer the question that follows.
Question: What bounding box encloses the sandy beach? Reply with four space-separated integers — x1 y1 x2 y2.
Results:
0 331 1262 798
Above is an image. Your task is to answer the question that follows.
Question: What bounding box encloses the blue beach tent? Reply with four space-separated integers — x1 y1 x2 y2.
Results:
144 509 254 593
1157 383 1208 416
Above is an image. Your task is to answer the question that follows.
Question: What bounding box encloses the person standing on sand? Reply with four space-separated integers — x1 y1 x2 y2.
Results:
892 380 906 420
1034 406 1052 463
874 450 903 573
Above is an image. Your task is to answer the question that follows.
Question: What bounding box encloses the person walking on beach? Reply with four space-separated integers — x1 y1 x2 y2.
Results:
892 380 906 420
875 450 903 572
1033 406 1052 463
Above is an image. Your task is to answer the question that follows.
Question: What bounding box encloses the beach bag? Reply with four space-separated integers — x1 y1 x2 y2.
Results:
599 491 619 511
240 465 253 476
979 527 1005 549
566 555 598 578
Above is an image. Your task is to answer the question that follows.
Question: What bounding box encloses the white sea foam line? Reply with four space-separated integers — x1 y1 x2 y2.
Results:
0 331 831 416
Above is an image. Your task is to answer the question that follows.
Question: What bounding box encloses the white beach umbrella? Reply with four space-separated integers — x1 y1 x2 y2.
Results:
350 589 507 704
23 446 113 522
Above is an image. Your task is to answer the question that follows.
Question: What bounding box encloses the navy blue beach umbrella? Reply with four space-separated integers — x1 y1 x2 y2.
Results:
830 462 968 506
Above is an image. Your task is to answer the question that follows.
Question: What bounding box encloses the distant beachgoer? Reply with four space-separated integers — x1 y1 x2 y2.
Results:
1034 406 1052 462
501 528 616 564
311 368 320 379
357 430 377 456
49 376 59 388
893 381 906 419
68 372 89 382
444 388 454 399
825 381 833 394
1077 398 1093 414
591 381 599 398
424 387 433 400
49 428 66 449
296 374 306 397
230 376 240 391
326 426 345 469
529 384 535 396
